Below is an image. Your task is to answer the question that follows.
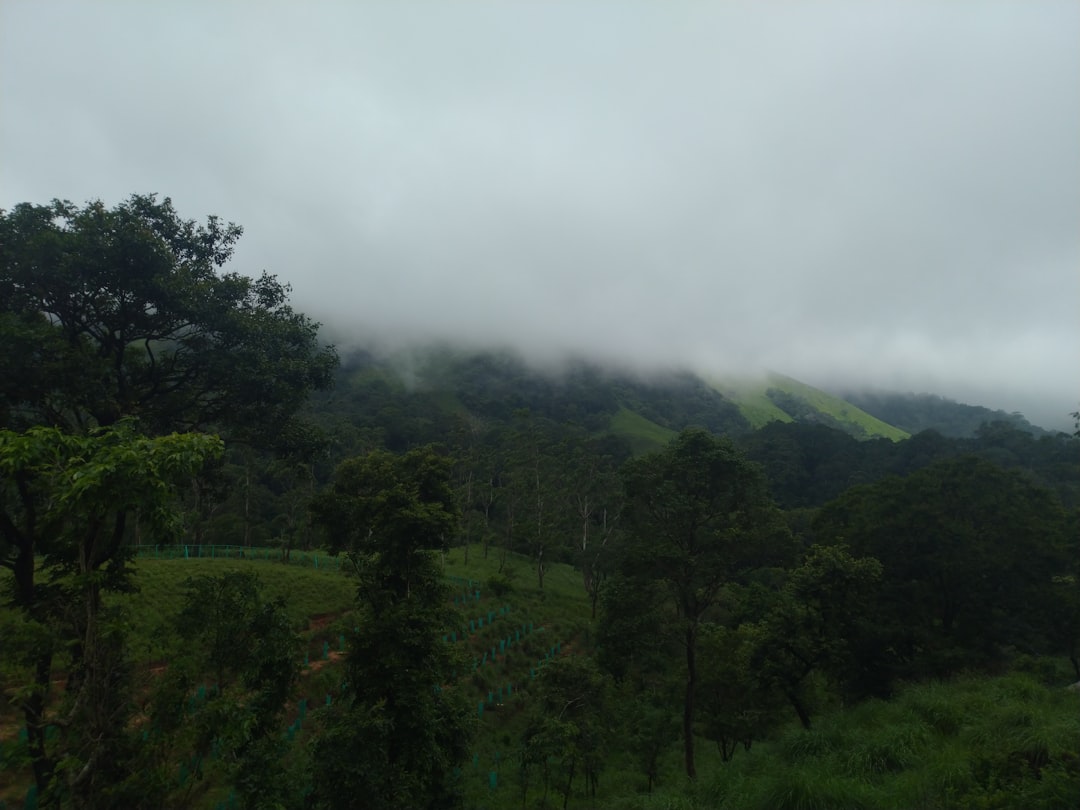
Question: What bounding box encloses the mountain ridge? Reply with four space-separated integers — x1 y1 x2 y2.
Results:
323 346 1056 451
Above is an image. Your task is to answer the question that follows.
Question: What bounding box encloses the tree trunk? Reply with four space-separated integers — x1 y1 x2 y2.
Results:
786 689 813 730
563 756 576 810
26 651 55 797
683 622 698 778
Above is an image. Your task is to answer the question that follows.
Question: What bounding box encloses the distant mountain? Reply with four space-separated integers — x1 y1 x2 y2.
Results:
319 347 916 456
309 346 1078 510
314 348 746 457
831 390 1054 438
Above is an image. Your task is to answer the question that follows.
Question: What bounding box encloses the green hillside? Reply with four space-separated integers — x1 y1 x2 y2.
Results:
608 406 677 455
715 374 909 441
709 378 794 429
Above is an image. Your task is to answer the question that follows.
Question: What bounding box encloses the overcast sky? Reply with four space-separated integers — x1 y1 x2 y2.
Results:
3 2 1078 428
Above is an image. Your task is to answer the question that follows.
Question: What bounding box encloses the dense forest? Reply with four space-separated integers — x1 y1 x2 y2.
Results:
2 197 1078 809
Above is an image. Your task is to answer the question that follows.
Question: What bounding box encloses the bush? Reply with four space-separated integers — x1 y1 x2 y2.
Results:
486 573 514 598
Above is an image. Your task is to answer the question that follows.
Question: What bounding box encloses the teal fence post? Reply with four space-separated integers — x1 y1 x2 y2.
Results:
322 642 329 660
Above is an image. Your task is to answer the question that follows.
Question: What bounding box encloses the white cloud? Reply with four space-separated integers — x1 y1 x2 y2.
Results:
3 0 1078 427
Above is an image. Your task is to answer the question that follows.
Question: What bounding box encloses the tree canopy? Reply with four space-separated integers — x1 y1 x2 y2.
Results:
613 428 791 778
0 194 337 442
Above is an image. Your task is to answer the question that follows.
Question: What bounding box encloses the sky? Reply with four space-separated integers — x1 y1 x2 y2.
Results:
3 2 1078 429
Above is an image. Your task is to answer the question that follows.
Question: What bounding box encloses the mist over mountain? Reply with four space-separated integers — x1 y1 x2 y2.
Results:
3 3 1078 431
833 389 1058 439
326 342 1063 446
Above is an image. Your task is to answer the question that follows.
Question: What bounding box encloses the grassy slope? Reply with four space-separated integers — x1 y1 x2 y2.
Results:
715 374 910 441
609 406 678 455
6 553 1076 809
709 378 795 429
118 557 359 660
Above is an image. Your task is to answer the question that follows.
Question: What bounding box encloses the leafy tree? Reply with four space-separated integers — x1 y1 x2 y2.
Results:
307 447 472 809
619 688 679 793
150 571 302 810
0 194 337 440
615 428 791 778
519 656 610 809
697 622 786 759
814 457 1073 679
0 423 222 805
0 192 335 803
747 544 883 728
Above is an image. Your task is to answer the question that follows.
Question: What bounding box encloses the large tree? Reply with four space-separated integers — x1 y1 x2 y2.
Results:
0 194 337 438
614 428 791 778
307 447 472 810
813 456 1073 679
0 423 222 806
0 193 336 802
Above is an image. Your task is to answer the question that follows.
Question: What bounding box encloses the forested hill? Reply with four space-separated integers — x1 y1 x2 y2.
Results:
316 348 748 455
833 389 1055 438
305 347 1079 512
315 347 914 455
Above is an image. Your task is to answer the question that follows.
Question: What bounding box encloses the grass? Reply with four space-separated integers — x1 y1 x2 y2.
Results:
709 376 795 429
694 673 1080 810
713 374 910 441
115 556 359 661
6 547 1078 810
609 406 678 455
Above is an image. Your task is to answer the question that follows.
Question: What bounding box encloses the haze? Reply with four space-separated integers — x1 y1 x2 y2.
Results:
3 2 1078 429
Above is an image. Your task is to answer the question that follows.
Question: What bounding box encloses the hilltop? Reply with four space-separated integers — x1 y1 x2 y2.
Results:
313 346 1062 456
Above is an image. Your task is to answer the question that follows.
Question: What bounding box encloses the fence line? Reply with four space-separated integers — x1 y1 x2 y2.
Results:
132 544 342 570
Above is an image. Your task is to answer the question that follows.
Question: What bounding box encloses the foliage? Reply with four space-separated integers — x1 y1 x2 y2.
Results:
0 194 337 441
841 389 1053 438
613 428 792 777
0 191 337 805
154 571 303 810
0 422 222 807
746 544 884 726
813 456 1074 681
519 656 611 807
306 447 473 809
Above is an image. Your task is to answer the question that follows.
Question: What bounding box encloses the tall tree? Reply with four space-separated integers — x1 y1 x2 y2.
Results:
747 544 883 729
615 428 790 778
0 194 337 439
814 456 1073 679
0 423 222 805
308 447 472 809
0 193 336 801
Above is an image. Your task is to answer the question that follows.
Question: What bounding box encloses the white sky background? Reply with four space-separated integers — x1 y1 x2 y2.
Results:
3 1 1078 428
